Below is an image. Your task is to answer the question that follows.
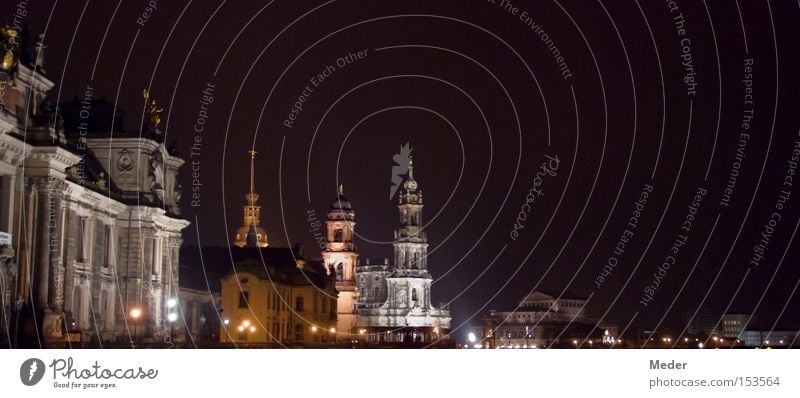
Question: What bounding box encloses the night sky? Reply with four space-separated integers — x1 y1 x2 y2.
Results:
5 0 800 337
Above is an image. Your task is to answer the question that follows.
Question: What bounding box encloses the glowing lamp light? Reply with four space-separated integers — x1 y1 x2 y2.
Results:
467 332 477 343
167 298 177 308
129 308 142 319
329 327 336 334
238 325 245 332
249 326 256 333
167 312 178 322
243 320 251 328
311 326 318 332
223 319 230 325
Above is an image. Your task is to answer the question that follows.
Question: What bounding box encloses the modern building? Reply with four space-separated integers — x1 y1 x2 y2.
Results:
685 307 721 335
0 28 189 347
720 313 751 339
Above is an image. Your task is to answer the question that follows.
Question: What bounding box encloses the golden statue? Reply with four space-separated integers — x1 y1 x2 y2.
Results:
1 25 18 70
142 89 164 128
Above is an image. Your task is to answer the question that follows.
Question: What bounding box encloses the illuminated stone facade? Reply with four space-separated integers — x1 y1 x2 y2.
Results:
321 157 451 343
0 54 188 347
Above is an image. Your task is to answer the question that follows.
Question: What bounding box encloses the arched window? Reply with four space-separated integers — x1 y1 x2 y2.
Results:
333 229 343 242
412 288 418 303
295 296 304 311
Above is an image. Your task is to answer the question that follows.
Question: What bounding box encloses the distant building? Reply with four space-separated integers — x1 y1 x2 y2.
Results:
483 291 615 348
720 314 751 339
685 308 720 335
739 330 798 347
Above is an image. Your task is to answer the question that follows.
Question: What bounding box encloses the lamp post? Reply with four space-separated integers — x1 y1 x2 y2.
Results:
129 307 142 348
167 312 178 344
199 314 207 343
166 298 178 342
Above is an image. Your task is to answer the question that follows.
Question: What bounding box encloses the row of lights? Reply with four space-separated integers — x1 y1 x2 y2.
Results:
127 297 179 322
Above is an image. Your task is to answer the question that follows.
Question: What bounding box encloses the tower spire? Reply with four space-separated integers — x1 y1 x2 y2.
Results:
234 149 268 248
407 155 414 179
248 149 256 205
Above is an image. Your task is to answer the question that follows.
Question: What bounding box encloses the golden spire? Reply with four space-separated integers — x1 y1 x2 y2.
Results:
248 149 257 205
234 149 268 248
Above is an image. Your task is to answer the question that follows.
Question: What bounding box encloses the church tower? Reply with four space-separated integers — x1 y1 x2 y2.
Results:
355 153 450 342
233 150 269 248
323 184 359 335
391 156 433 303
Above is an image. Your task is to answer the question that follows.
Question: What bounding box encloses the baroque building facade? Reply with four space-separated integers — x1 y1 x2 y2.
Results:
209 155 337 346
0 30 189 347
323 157 451 343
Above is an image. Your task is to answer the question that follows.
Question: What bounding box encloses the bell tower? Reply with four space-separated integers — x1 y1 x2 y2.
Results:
394 156 429 274
323 184 359 335
233 150 268 248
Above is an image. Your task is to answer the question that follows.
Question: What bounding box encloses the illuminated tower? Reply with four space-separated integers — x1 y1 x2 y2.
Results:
233 150 269 248
323 184 359 335
393 156 429 274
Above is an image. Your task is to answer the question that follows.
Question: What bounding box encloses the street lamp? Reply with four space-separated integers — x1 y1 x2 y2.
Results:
167 312 178 343
167 298 177 309
129 307 142 347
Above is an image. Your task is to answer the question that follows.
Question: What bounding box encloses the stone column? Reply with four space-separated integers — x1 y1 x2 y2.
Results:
15 181 35 302
48 189 66 312
33 179 51 308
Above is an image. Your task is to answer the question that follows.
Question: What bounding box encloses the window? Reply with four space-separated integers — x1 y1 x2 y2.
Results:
333 229 343 242
322 297 328 313
295 324 304 341
295 296 304 311
103 225 115 268
239 291 249 308
412 288 418 302
272 323 280 341
77 217 89 261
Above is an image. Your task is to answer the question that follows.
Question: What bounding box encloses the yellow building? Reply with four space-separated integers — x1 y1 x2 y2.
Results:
212 150 336 346
217 248 337 345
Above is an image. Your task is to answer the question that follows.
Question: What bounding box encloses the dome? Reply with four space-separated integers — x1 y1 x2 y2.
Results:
329 194 353 211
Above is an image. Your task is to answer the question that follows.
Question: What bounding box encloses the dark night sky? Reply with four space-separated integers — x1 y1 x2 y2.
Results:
5 0 800 337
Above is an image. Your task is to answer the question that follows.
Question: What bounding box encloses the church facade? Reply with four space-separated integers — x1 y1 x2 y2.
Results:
322 157 451 343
